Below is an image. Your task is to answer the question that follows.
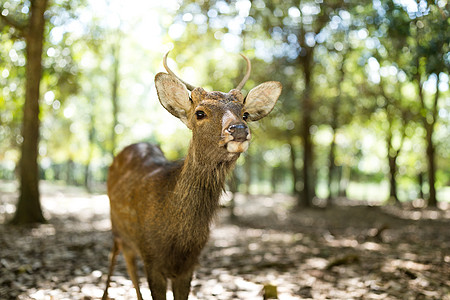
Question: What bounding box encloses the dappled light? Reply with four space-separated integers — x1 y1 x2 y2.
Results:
0 0 450 204
1 184 449 299
1 0 449 299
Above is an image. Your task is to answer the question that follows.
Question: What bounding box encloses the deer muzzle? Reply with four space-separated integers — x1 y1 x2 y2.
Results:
224 123 250 153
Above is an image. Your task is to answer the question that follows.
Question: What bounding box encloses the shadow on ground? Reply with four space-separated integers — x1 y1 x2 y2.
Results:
1 182 449 299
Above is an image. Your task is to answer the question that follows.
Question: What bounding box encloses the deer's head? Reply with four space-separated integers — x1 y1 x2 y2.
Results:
155 52 282 160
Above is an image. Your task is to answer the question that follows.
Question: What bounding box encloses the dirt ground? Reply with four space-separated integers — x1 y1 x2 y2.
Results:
0 181 449 299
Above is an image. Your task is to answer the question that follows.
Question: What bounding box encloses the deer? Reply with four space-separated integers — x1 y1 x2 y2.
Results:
102 52 282 300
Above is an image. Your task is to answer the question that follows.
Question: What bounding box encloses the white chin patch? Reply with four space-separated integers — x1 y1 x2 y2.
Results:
226 141 249 153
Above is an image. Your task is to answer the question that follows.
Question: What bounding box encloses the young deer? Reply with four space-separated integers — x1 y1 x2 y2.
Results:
102 52 282 300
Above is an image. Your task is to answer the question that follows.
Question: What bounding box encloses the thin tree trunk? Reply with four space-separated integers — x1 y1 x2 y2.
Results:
84 110 96 192
327 129 337 205
428 77 440 206
301 70 315 207
66 159 76 186
293 6 332 207
301 108 313 207
297 47 314 208
385 127 402 205
110 41 120 156
11 0 48 224
417 74 439 207
228 168 238 220
388 155 399 204
271 167 280 194
327 98 340 205
425 125 437 206
244 153 251 195
339 165 349 197
288 139 300 199
418 172 424 199
327 53 347 206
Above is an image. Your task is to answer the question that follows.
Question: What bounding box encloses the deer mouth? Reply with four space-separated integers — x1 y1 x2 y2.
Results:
220 125 251 154
225 140 249 153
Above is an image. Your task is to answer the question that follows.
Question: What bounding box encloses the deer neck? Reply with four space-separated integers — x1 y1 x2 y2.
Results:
172 141 237 242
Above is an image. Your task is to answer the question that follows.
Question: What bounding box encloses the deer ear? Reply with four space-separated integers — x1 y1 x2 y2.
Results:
155 72 192 127
244 81 282 121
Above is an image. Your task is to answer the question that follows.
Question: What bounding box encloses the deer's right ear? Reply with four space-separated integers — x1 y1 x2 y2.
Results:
155 72 192 128
244 81 282 121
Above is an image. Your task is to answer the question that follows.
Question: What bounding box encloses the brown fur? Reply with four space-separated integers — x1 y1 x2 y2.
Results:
102 67 281 300
103 93 245 300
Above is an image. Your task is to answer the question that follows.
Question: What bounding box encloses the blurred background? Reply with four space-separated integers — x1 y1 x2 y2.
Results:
0 0 449 224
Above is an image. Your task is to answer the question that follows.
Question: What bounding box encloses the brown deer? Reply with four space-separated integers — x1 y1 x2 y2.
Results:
102 52 282 300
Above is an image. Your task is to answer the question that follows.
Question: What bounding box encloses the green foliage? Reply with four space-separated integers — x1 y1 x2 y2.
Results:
0 0 448 203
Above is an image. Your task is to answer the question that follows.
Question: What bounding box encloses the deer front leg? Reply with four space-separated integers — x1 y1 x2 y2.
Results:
172 272 193 300
145 266 168 300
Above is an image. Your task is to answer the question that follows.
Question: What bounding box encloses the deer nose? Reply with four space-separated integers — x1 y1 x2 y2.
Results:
227 124 249 142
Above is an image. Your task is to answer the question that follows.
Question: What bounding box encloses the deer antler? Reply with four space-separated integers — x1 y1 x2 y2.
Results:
163 51 196 91
236 54 251 90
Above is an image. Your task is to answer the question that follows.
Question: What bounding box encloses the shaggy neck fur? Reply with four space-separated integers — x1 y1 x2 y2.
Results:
172 141 238 250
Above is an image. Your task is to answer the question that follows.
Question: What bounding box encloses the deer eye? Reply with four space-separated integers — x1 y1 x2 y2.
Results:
243 112 250 121
195 110 206 120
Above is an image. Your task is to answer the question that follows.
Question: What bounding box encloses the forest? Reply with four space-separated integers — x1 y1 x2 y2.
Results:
0 0 449 299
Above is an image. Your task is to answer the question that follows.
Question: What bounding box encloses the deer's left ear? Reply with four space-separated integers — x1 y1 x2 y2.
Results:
244 81 282 121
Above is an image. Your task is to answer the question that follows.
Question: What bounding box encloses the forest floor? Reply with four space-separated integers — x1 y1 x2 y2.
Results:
0 181 449 300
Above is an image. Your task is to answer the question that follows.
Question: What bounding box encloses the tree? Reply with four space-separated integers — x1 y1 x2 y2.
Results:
413 6 449 206
247 0 349 207
378 81 409 204
1 0 85 223
325 51 349 205
380 1 449 206
1 0 49 224
363 46 413 204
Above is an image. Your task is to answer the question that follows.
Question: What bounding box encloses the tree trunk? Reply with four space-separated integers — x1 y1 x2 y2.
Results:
425 124 437 206
418 172 424 199
385 128 401 205
84 110 96 192
271 168 276 194
327 130 337 205
66 159 75 186
299 50 314 208
271 167 283 194
327 54 346 206
339 165 349 197
11 0 48 225
228 168 239 220
388 155 399 204
110 42 120 156
416 74 439 207
427 77 440 207
288 139 300 199
301 108 313 207
244 153 252 195
293 5 332 207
